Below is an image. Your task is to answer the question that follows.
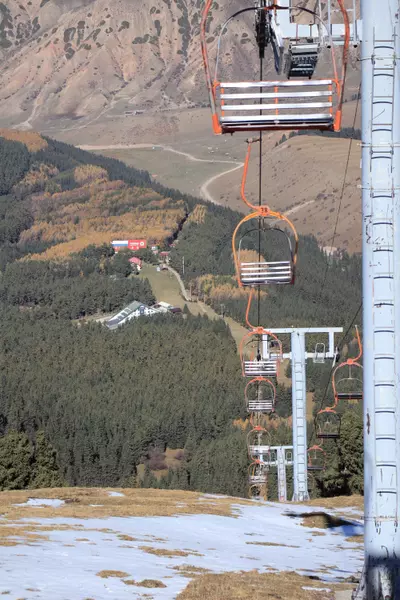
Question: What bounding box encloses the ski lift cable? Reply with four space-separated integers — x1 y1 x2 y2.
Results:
318 82 361 301
302 81 361 342
257 46 264 348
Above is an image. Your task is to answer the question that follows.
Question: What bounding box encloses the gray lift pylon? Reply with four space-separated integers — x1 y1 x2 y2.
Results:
353 0 400 597
276 446 294 502
264 327 342 502
259 445 293 502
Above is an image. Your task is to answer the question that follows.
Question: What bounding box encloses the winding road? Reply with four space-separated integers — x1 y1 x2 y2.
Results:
78 143 316 218
78 142 244 205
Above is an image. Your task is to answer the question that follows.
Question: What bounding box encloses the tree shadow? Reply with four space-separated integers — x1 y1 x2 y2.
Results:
285 510 363 537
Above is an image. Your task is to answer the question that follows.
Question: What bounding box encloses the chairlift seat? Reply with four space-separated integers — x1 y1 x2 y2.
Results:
248 445 271 456
313 356 326 364
247 400 274 412
244 359 278 377
248 474 268 484
284 43 319 79
240 260 293 286
317 432 340 440
218 80 335 133
308 465 324 472
336 392 363 401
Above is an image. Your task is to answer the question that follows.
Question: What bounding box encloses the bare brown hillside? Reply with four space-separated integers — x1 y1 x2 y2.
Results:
0 0 360 136
211 131 362 254
0 0 252 130
0 1 363 251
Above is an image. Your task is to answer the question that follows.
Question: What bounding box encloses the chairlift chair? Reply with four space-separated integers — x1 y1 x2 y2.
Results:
247 427 272 461
315 407 341 439
284 41 320 79
313 342 326 364
248 460 269 484
285 449 294 465
248 483 267 501
232 214 299 287
240 328 282 378
332 361 363 403
232 141 299 288
200 0 350 134
332 325 363 403
245 377 276 413
307 445 326 471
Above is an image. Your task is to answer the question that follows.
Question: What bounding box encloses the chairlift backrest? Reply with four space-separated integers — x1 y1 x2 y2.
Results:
313 342 326 363
285 450 293 464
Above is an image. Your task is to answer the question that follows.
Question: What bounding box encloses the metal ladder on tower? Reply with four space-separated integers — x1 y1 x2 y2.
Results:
369 30 398 515
291 332 309 501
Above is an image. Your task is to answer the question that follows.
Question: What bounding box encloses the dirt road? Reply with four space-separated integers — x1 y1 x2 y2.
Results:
78 142 243 205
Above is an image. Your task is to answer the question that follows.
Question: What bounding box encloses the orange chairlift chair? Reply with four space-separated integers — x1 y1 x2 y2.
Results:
200 0 350 134
248 459 269 485
249 482 267 500
332 325 363 403
245 376 276 414
315 405 341 440
247 426 272 461
307 444 326 472
240 327 282 378
232 140 299 287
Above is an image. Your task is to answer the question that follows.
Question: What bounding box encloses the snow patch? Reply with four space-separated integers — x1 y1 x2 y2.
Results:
13 498 65 508
0 501 364 599
107 491 125 497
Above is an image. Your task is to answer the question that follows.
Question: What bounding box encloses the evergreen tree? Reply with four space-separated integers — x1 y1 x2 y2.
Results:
0 431 32 490
30 431 63 489
338 408 364 494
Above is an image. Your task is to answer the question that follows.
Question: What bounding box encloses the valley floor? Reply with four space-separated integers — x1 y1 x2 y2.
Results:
0 488 363 599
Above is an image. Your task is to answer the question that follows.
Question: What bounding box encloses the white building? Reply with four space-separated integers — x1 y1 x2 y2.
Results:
106 301 162 330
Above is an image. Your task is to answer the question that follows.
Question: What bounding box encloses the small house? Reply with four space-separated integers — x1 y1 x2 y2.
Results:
129 256 142 271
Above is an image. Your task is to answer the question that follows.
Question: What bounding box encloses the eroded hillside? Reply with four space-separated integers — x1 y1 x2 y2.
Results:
0 0 360 135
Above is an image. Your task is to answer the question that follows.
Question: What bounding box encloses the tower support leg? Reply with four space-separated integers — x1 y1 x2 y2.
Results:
354 0 400 597
291 331 309 501
277 446 287 502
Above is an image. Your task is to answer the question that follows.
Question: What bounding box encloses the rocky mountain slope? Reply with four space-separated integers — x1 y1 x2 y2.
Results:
0 0 359 132
0 0 246 129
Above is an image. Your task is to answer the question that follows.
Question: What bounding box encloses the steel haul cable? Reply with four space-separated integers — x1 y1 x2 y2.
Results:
318 83 361 303
201 0 353 498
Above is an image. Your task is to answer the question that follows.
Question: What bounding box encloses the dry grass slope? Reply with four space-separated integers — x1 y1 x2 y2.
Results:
124 579 167 588
177 570 352 600
212 130 362 253
0 488 253 523
139 546 201 558
0 129 47 151
96 570 130 579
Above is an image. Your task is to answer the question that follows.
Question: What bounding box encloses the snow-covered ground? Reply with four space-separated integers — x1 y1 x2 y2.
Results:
0 496 363 600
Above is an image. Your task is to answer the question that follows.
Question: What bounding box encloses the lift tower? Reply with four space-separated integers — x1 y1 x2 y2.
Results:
266 327 342 501
355 0 400 597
